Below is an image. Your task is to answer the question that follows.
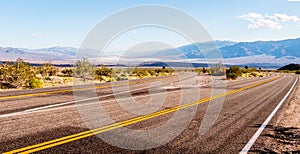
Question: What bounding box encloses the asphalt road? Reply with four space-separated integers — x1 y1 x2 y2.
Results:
0 74 298 153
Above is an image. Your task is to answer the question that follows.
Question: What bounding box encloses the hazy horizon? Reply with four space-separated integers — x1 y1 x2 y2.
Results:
1 36 300 50
1 0 300 50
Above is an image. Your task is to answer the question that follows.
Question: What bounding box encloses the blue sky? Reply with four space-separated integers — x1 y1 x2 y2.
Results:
1 0 300 49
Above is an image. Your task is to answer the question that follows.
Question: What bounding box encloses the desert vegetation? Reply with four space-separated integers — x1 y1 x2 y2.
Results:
226 65 269 80
0 58 175 90
0 58 42 89
0 58 276 90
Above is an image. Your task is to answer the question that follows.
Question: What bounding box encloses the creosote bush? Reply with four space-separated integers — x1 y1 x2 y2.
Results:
0 58 37 88
226 66 242 80
29 78 43 88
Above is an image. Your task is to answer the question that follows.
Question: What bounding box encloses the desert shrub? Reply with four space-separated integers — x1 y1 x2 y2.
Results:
202 67 207 73
226 73 238 80
0 82 18 89
148 70 156 76
296 70 300 75
75 58 95 81
131 69 149 78
95 66 112 81
39 63 57 77
116 73 128 81
29 78 43 88
0 58 36 88
164 68 174 75
249 72 257 77
107 78 114 82
116 76 127 81
247 67 258 73
155 69 162 74
226 66 242 80
44 76 51 80
136 70 148 78
62 69 73 77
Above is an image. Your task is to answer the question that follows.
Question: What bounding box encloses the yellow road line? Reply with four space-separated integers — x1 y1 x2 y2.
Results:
0 74 185 101
0 79 149 101
4 76 280 154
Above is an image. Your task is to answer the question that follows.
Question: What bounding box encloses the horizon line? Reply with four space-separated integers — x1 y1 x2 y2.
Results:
1 36 300 50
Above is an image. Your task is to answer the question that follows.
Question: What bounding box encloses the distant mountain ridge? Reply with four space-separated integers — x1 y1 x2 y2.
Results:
154 38 300 59
152 40 237 58
0 46 76 64
219 38 300 58
0 47 25 54
20 46 77 56
0 38 300 65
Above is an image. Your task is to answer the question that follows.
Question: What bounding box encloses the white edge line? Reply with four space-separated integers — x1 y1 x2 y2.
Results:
0 75 267 118
0 89 181 118
0 74 200 118
240 76 298 154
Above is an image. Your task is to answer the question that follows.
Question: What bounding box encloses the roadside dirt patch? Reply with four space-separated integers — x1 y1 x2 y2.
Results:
278 78 300 128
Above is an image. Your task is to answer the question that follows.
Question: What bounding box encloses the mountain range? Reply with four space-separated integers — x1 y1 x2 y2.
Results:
153 38 300 59
0 46 77 64
1 38 300 67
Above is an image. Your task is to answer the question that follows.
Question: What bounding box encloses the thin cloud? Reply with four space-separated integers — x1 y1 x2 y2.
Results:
248 19 282 30
271 14 300 22
237 12 300 30
237 12 264 21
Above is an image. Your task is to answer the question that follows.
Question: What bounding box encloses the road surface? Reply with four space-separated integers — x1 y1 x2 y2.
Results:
0 74 298 153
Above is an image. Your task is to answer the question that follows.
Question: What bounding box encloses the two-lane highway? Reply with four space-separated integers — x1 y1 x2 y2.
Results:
0 74 298 153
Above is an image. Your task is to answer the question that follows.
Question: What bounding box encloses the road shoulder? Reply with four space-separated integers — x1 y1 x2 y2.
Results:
251 75 300 153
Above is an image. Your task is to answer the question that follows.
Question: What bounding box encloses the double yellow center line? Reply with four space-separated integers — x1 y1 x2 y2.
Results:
4 76 280 154
0 79 145 101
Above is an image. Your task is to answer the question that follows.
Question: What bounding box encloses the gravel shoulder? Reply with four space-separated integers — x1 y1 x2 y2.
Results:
277 76 300 128
251 75 300 153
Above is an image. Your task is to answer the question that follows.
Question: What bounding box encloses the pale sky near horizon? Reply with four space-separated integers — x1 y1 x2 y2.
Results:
1 0 300 50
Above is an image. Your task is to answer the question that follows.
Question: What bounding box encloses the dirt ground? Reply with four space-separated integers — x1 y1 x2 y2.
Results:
278 78 300 128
